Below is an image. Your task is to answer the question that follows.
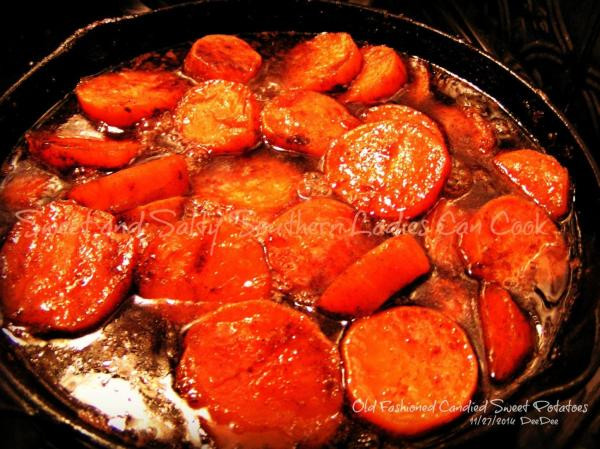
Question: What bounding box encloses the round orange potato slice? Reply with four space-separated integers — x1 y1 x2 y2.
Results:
76 70 188 127
183 34 262 83
325 120 450 220
494 149 570 219
261 90 359 157
282 32 362 92
338 45 407 104
175 300 343 449
265 198 378 297
191 152 304 219
459 195 569 300
175 80 260 154
0 201 135 333
342 306 478 436
137 219 271 303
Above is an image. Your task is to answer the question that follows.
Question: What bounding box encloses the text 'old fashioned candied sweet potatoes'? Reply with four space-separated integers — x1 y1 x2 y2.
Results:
342 306 478 436
175 300 343 449
76 70 189 127
68 154 189 213
0 201 135 333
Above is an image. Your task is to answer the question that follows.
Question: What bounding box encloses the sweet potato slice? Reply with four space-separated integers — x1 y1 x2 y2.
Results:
338 45 407 104
398 57 432 107
424 199 470 273
26 132 141 170
282 32 362 92
261 90 360 157
479 284 534 382
494 149 570 219
0 167 62 212
76 70 188 127
183 34 262 83
191 152 304 219
459 195 569 300
137 219 271 303
325 120 450 220
342 306 478 436
427 103 496 155
133 297 224 325
410 274 474 325
266 198 378 297
175 80 260 153
0 201 135 333
175 300 343 449
361 104 444 140
318 234 430 317
68 155 189 213
121 196 186 225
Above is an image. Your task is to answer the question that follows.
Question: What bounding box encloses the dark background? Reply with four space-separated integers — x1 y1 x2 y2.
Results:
1 1 599 448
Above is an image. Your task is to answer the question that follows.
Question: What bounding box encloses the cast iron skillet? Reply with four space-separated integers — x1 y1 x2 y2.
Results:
0 1 599 448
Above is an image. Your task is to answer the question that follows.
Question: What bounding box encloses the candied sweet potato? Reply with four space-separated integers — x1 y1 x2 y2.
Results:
137 219 271 303
121 196 186 225
26 132 141 170
266 198 378 297
459 195 569 300
191 152 304 219
427 103 496 155
261 90 359 157
424 199 470 273
342 306 478 436
339 45 407 104
76 70 188 127
325 120 450 220
361 103 444 140
175 300 343 449
318 234 430 317
0 201 135 333
175 80 260 153
494 149 570 219
68 155 189 213
184 34 262 83
282 32 362 92
479 284 534 382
